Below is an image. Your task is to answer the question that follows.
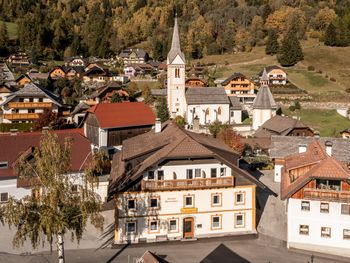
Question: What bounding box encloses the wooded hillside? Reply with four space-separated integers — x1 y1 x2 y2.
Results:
0 0 349 61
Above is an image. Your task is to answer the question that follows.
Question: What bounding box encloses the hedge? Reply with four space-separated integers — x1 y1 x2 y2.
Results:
0 123 33 132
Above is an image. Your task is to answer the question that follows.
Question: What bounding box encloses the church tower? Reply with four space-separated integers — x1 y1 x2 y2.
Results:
252 68 277 130
167 16 186 118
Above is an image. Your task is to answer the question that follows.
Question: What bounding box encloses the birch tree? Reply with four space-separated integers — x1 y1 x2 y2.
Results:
0 132 104 263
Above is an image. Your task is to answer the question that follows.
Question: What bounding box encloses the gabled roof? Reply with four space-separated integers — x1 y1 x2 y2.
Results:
254 115 311 137
228 96 242 110
84 66 107 76
0 83 62 107
259 65 286 76
89 82 125 99
71 102 91 116
109 122 265 194
15 74 32 83
221 72 248 86
0 129 90 179
119 48 148 59
167 17 185 64
252 85 276 109
138 251 169 263
280 140 350 199
185 87 230 105
86 102 155 129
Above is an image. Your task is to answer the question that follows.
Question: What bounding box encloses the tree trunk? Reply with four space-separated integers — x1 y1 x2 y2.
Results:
57 233 65 263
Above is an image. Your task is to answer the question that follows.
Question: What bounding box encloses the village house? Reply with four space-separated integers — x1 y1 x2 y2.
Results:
221 72 255 96
83 102 155 149
83 82 129 105
7 52 30 67
0 63 15 87
0 129 109 202
64 56 87 67
259 65 287 85
185 76 206 88
279 139 350 256
119 48 149 65
83 65 109 83
108 121 265 244
0 83 62 124
49 66 66 79
340 128 350 139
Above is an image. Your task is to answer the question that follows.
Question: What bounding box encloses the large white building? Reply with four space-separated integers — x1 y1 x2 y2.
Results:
280 139 350 256
109 121 265 244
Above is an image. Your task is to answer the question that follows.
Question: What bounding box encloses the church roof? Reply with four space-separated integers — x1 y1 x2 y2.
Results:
185 87 230 105
167 17 185 64
261 68 268 81
253 85 276 109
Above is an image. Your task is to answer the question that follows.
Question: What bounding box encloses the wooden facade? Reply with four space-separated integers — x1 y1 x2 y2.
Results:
288 128 314 137
107 125 152 146
85 113 99 146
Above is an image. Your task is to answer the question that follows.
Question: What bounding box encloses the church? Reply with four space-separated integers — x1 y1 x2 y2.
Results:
164 17 276 132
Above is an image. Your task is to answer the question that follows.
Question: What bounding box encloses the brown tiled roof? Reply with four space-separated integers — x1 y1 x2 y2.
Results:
138 251 169 263
87 102 155 129
0 129 91 179
109 122 265 195
280 139 350 199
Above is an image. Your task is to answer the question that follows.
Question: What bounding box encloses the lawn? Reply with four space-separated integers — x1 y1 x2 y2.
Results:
282 108 350 137
1 21 18 40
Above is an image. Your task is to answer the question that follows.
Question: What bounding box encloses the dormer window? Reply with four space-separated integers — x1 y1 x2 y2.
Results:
0 162 8 169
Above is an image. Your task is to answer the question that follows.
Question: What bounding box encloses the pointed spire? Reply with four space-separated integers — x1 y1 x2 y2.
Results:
261 68 268 82
253 85 277 110
167 16 185 64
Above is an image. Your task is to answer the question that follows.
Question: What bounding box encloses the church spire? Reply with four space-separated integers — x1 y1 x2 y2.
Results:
167 16 185 64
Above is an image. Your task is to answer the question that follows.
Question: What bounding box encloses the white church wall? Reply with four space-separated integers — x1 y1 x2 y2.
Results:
186 104 230 126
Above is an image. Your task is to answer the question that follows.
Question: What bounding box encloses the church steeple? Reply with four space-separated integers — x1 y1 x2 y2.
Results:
167 16 185 64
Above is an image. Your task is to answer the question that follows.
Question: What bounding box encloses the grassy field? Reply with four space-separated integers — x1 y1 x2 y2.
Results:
282 108 350 137
1 21 18 40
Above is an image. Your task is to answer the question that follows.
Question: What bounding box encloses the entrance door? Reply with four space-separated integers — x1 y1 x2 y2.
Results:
183 218 194 239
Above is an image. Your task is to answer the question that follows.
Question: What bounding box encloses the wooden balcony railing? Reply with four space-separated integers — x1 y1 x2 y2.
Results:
141 177 234 191
3 113 40 120
8 102 52 108
304 188 350 203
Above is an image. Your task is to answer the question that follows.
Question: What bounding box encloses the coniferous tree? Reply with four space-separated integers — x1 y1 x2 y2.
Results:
324 23 337 46
278 25 304 67
156 97 169 122
0 21 9 55
265 29 279 55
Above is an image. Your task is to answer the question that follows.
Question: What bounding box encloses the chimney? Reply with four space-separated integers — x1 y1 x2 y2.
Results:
325 141 333 156
298 143 307 153
155 118 161 133
10 129 18 136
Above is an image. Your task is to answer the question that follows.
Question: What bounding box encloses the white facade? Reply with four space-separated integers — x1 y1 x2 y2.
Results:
0 179 31 201
274 164 283 183
287 198 350 256
252 108 276 131
268 71 287 85
167 55 186 118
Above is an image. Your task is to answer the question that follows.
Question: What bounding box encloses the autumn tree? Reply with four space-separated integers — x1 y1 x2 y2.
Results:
265 29 279 55
156 97 169 122
209 121 228 138
218 126 244 154
33 109 64 131
0 132 104 263
278 24 303 66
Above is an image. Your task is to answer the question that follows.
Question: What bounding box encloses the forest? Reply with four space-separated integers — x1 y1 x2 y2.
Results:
0 0 350 61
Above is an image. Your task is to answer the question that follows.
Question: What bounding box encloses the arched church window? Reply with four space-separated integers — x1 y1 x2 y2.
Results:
175 68 180 78
205 108 210 116
218 107 222 115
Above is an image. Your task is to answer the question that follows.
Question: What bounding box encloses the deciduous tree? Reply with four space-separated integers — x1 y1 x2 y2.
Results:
218 126 244 154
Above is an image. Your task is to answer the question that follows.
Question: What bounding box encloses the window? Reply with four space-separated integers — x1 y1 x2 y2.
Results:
19 98 24 102
301 201 310 211
169 219 178 232
28 109 35 113
316 179 341 191
0 161 8 169
127 199 136 210
126 222 136 233
341 204 350 215
186 169 193 179
175 68 180 78
148 171 155 180
157 170 164 180
149 197 159 209
184 195 194 207
38 98 43 103
230 111 234 118
211 215 222 229
220 167 226 177
195 169 201 178
0 192 8 202
235 213 245 227
320 202 329 213
344 229 350 240
211 193 222 207
299 225 309 235
71 185 78 193
235 192 245 205
29 98 34 102
149 220 158 232
321 227 331 238
211 168 217 178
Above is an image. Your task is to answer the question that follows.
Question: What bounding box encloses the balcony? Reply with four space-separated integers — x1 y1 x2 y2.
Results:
304 188 350 203
3 113 40 120
8 102 52 109
141 177 234 191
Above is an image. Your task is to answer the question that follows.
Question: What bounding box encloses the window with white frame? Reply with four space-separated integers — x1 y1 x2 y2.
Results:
299 225 309 235
0 192 8 202
148 171 155 180
211 193 222 206
320 202 329 213
149 220 158 232
126 221 136 233
184 195 194 207
195 168 201 178
220 167 226 177
235 213 244 227
343 229 350 240
0 162 8 169
149 197 159 209
235 192 245 205
211 215 221 229
127 199 136 210
186 169 193 179
169 219 178 232
341 204 350 215
211 168 217 178
321 227 331 238
301 201 310 211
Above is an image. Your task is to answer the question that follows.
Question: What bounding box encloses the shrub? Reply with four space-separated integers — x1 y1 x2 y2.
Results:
289 105 296 112
345 88 350 93
0 123 33 132
330 77 336 82
307 65 315 71
317 70 323 74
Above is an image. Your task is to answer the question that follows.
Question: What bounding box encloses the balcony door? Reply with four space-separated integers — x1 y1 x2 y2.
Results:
183 217 194 239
